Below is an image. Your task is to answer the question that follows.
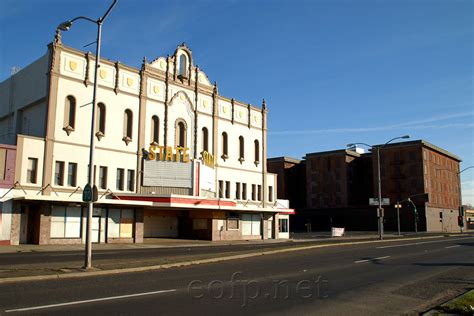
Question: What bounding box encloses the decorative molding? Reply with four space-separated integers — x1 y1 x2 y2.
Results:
122 136 132 146
84 52 91 87
231 98 235 124
63 125 74 136
95 131 104 141
247 103 251 129
193 65 199 159
164 55 170 149
114 61 120 94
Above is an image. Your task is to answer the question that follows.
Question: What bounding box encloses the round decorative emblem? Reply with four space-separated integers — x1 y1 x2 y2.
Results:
153 85 160 94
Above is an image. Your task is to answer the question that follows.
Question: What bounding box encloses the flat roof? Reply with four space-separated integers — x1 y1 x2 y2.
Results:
267 156 301 164
302 140 461 162
305 149 361 158
374 140 461 161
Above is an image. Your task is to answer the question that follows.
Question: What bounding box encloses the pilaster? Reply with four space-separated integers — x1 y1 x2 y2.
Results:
262 99 268 208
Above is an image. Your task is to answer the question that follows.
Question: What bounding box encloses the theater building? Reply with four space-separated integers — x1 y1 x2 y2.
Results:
0 33 292 245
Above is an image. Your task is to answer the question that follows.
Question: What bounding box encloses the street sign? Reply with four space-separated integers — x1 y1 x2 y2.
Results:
83 184 92 202
369 198 390 206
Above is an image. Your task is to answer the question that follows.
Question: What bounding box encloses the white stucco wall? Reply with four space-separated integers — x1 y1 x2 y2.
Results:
55 68 139 153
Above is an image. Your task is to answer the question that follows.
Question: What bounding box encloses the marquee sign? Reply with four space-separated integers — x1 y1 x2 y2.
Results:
201 151 215 169
144 145 190 163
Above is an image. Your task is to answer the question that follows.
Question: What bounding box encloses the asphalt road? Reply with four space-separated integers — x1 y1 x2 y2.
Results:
0 235 473 315
0 242 300 265
0 238 384 270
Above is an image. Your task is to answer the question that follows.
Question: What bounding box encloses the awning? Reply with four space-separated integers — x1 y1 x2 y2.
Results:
12 195 154 207
117 194 295 214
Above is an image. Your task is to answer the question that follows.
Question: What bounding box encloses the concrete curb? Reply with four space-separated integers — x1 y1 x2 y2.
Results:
0 235 462 285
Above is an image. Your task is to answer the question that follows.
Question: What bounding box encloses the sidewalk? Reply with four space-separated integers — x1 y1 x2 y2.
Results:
0 231 456 254
0 232 470 283
290 231 457 240
0 237 291 254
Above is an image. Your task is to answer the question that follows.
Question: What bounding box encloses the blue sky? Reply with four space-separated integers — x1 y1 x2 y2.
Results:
1 0 473 204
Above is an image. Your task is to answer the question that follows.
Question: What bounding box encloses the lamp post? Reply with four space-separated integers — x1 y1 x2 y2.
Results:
57 0 117 269
347 135 410 240
399 193 429 233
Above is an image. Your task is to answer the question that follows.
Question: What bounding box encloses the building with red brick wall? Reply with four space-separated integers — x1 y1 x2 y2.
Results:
374 140 462 232
267 157 306 209
268 140 463 233
0 144 16 245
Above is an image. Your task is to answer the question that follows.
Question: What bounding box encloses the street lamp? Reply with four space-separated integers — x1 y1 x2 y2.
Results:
347 135 410 240
57 0 117 269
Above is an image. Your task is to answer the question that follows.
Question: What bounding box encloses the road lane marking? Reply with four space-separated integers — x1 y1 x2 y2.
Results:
445 245 460 249
354 256 390 264
5 289 176 313
376 237 474 249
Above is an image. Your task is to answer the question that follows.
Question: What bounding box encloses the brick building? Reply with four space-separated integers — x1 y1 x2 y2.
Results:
269 140 463 233
0 144 16 245
267 157 306 209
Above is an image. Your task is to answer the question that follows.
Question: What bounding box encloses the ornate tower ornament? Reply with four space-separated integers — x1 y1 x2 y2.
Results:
54 29 62 45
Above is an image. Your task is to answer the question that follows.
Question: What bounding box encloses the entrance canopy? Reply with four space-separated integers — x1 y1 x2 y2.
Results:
116 194 295 214
13 195 154 207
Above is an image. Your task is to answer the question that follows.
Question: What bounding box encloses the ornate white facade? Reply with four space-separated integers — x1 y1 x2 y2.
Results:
0 35 292 244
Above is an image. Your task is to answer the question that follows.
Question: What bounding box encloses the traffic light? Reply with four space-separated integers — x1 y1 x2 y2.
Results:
458 216 464 227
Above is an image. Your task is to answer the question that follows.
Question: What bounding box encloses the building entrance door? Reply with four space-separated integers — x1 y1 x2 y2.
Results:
92 216 101 243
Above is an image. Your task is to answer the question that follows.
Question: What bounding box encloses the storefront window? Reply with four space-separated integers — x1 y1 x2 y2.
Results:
108 209 134 238
227 214 239 230
279 218 289 233
50 206 81 238
241 214 261 236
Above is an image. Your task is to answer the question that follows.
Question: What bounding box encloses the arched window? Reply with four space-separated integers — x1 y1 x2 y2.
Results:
178 54 187 78
63 96 76 135
123 109 133 145
202 127 209 152
176 120 187 147
238 136 245 162
254 139 260 165
151 115 159 144
222 132 228 160
95 102 106 140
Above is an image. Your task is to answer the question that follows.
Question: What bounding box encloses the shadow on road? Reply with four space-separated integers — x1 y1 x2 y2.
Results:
457 242 474 247
413 263 474 267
